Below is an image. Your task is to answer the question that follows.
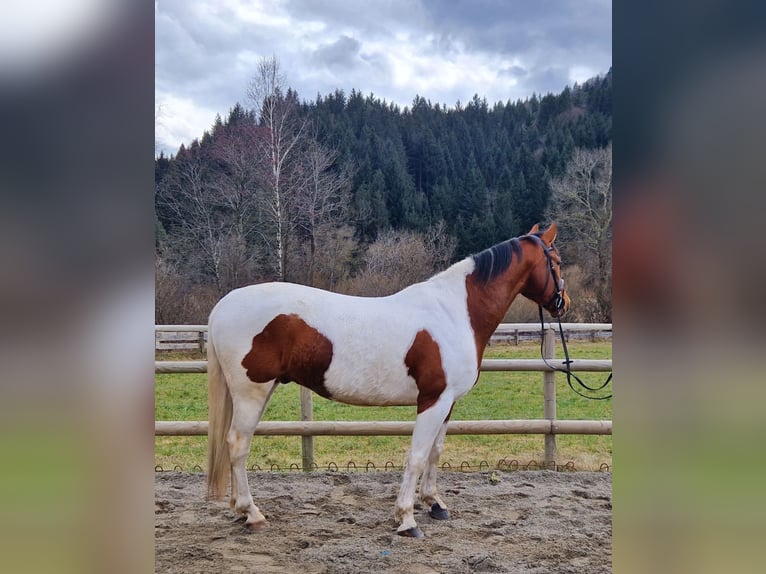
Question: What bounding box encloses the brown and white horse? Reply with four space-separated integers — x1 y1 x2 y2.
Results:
207 222 569 537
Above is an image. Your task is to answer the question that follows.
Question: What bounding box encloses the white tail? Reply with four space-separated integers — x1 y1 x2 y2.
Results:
206 335 232 499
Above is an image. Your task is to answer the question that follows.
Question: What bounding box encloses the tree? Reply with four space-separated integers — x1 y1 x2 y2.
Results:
156 124 267 297
209 122 265 252
546 145 612 320
292 136 356 286
155 150 227 288
247 56 310 281
345 222 456 296
155 71 612 321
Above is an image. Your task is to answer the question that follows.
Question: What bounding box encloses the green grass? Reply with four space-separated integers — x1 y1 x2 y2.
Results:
155 340 612 471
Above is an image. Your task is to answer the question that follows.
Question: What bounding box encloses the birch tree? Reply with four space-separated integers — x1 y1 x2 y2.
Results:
247 56 309 281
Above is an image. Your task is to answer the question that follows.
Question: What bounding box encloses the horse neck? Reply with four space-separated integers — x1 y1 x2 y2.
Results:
464 257 534 361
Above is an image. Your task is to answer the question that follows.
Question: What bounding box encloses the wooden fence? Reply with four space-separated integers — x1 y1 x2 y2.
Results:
155 323 612 469
155 323 612 354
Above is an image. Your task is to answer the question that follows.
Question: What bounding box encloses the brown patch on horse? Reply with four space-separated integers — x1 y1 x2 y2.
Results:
241 313 334 399
465 238 539 363
405 330 447 414
465 270 521 365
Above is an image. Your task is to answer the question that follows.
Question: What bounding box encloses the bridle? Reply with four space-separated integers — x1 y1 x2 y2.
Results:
529 234 613 401
527 234 566 315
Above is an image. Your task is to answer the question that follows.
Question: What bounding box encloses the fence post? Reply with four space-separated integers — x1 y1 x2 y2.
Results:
300 387 315 472
543 326 557 467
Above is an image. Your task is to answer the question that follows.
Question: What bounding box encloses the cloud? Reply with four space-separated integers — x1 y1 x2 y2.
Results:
417 0 611 95
284 0 427 38
420 0 611 54
312 35 362 70
155 91 220 156
155 0 611 153
499 65 528 80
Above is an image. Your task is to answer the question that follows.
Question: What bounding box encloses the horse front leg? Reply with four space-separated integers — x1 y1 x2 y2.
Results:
395 398 453 538
419 417 451 520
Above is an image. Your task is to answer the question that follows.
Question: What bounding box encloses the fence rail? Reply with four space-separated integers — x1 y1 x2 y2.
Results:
154 358 612 374
155 323 613 469
155 419 612 436
155 322 612 353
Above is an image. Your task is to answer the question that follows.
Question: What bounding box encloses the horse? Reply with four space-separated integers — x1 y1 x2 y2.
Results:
206 222 570 538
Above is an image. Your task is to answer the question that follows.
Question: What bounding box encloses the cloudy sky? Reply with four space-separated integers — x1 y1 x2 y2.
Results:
155 0 611 156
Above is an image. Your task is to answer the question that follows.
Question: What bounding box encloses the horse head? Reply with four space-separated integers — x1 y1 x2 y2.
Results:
521 222 570 318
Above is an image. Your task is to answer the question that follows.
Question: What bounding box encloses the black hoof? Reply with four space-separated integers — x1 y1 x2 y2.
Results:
429 503 450 520
397 526 425 538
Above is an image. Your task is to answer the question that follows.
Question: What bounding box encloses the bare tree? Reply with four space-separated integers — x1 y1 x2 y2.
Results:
208 123 262 238
247 56 310 281
546 145 612 320
208 123 269 282
288 223 358 291
156 151 226 287
156 145 261 295
292 137 355 285
155 249 185 324
157 56 360 316
346 223 457 296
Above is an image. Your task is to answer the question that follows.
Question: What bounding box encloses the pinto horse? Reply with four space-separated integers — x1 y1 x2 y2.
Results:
206 222 569 537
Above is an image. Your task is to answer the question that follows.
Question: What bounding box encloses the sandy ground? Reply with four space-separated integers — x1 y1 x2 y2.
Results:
155 470 611 573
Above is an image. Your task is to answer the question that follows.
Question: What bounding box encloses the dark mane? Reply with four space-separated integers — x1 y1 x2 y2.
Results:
470 233 541 284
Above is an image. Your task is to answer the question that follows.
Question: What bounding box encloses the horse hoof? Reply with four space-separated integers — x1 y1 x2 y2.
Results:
246 519 268 531
397 527 425 538
429 503 450 520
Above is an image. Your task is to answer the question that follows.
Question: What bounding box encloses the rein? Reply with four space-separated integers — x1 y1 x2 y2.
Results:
538 306 612 400
528 233 612 399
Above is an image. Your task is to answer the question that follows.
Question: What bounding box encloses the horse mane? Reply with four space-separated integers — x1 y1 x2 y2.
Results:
470 232 541 284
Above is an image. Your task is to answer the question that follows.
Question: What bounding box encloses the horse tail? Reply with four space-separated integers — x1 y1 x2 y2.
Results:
206 331 232 500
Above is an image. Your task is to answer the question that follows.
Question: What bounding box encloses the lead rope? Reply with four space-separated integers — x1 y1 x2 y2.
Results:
538 306 612 400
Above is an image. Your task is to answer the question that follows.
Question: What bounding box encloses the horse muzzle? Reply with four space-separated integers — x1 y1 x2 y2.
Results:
547 290 570 317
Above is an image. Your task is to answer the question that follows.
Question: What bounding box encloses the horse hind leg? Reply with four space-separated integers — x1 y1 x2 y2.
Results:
419 418 450 520
395 397 453 537
227 379 278 530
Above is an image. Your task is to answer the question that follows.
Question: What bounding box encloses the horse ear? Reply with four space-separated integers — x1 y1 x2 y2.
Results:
541 222 558 246
528 223 540 234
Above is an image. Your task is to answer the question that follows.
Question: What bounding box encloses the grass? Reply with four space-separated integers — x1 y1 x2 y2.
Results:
155 340 612 471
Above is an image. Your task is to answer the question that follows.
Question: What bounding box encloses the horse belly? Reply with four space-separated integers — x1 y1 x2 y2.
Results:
322 347 419 407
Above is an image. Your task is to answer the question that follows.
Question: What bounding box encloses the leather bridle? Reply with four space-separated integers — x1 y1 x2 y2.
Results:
527 234 566 315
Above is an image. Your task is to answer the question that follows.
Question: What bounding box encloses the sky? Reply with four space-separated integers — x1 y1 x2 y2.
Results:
155 0 612 156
